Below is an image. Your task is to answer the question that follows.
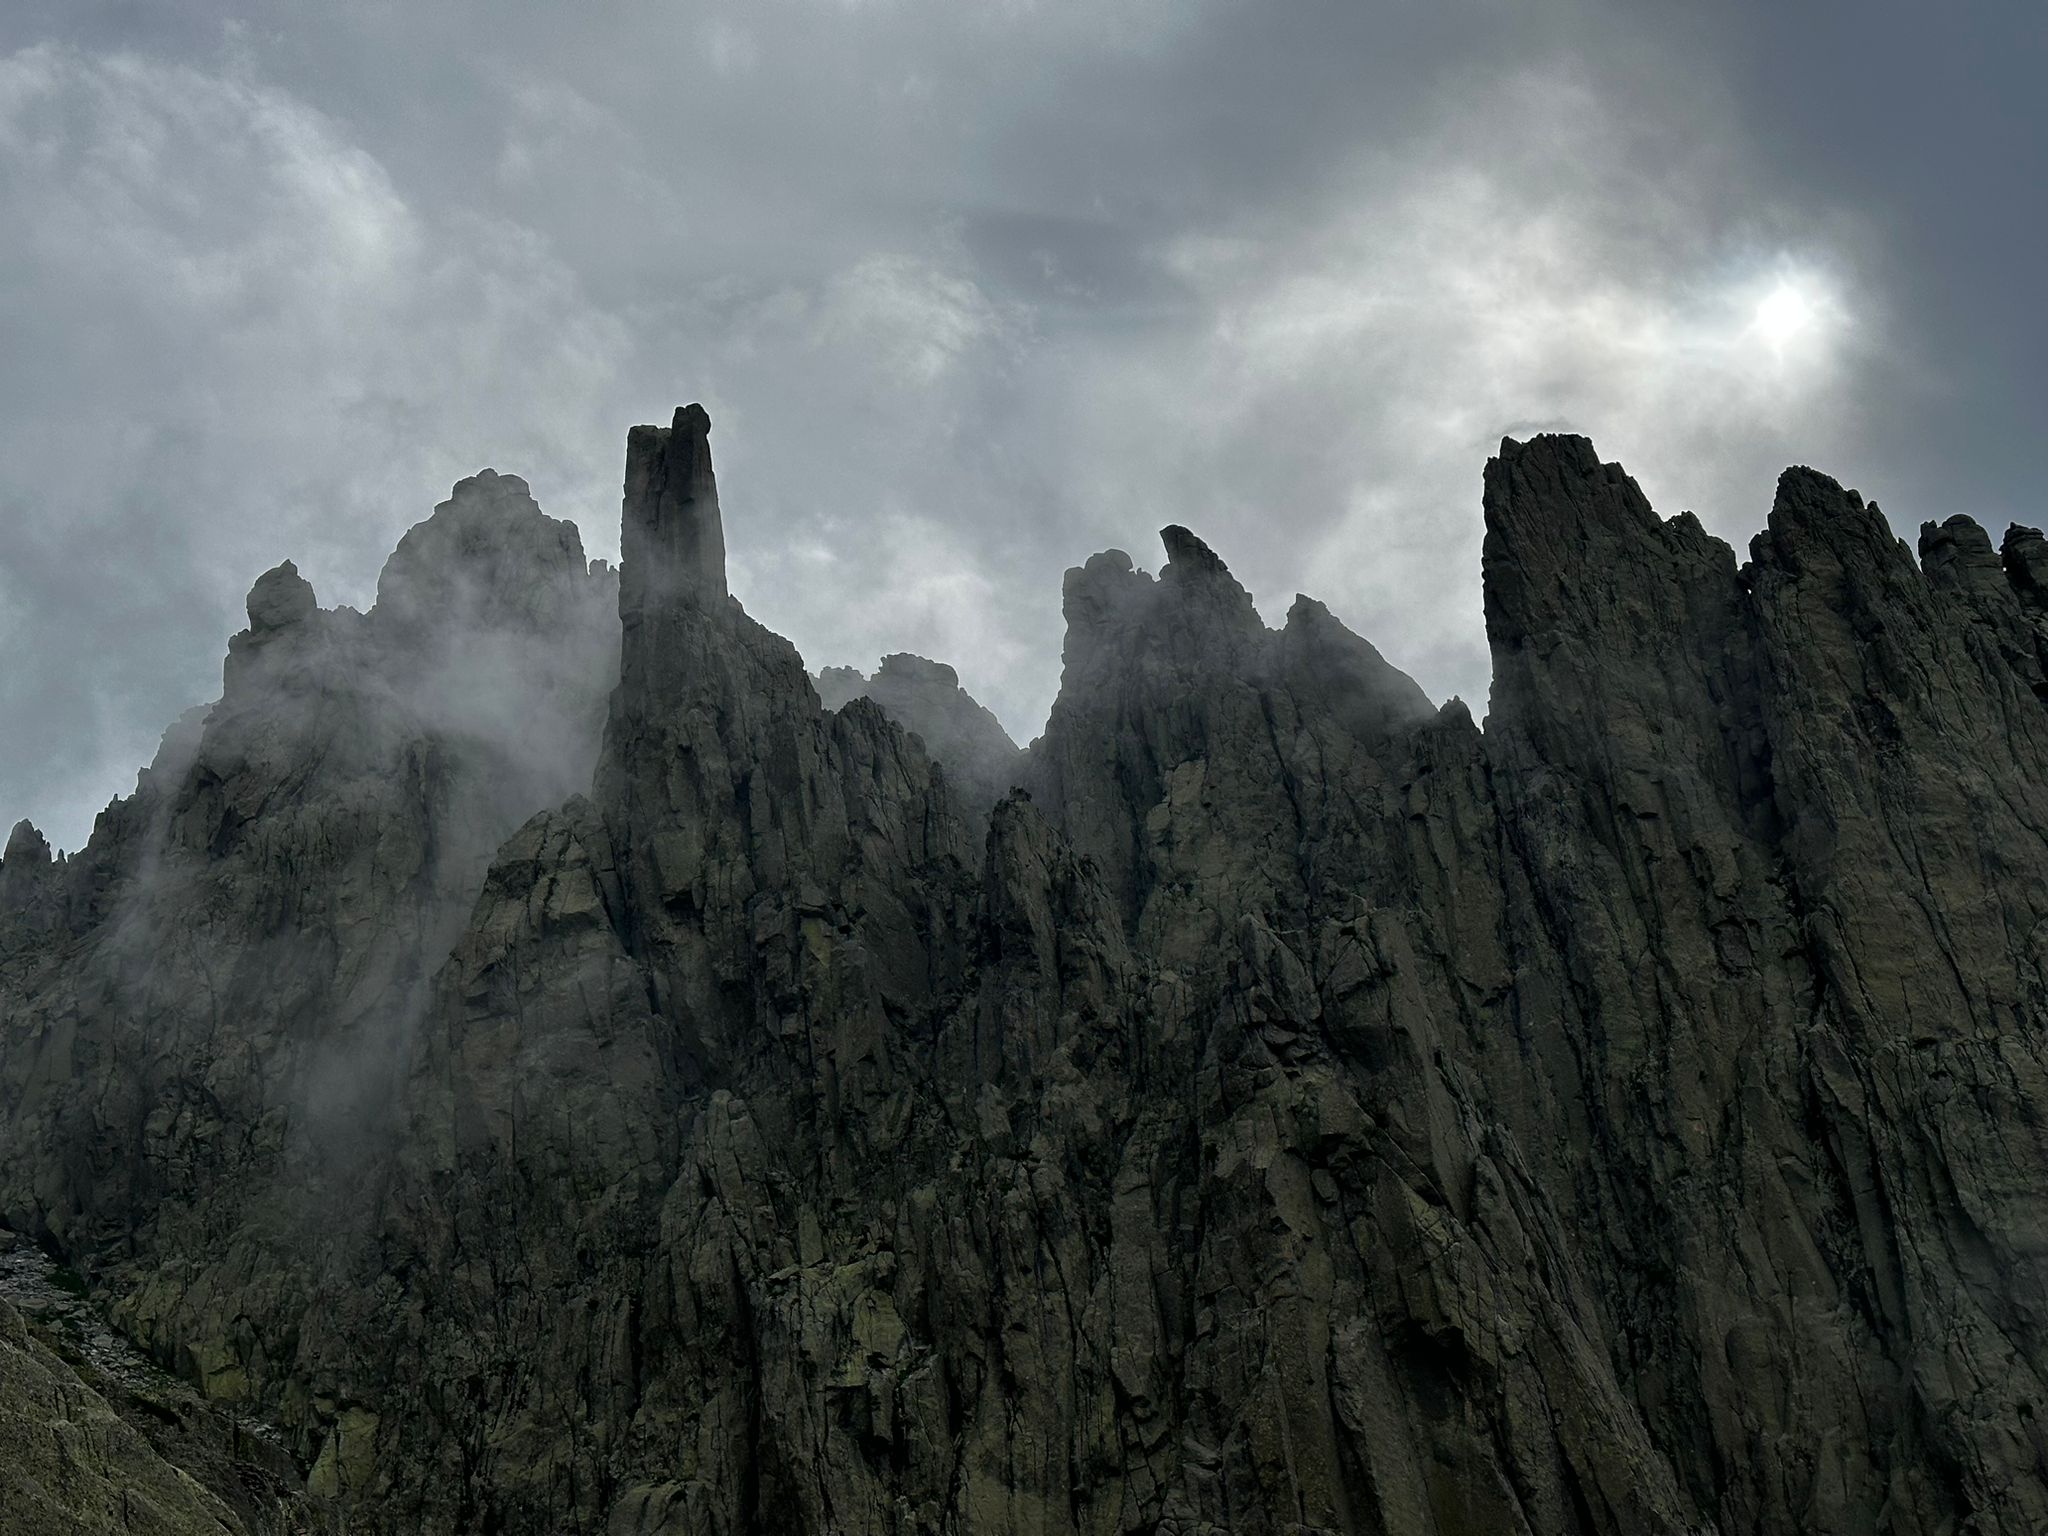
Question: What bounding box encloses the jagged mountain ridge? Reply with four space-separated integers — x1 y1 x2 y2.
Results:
814 655 1025 814
3 407 2047 1534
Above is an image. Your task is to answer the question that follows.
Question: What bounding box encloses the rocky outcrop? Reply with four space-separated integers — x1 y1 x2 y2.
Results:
814 652 1025 811
0 459 621 1495
0 821 58 948
4 413 2048 1534
0 1231 311 1536
0 1294 252 1536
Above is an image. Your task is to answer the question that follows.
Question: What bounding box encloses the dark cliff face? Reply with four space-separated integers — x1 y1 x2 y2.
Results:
3 413 2047 1535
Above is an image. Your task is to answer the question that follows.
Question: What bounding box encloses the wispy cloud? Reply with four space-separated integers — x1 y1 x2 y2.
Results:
6 1 2025 849
0 43 631 845
1054 63 1870 708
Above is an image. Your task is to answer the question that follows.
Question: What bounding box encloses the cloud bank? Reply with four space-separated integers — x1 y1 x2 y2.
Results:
1 2 2032 847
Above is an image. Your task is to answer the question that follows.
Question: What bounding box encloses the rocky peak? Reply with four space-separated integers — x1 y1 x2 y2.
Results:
1481 432 1668 657
1055 524 1267 710
876 652 959 691
814 652 1025 812
1481 432 1758 795
1920 514 2001 590
1917 515 2038 676
1056 547 1149 684
620 402 726 620
1159 521 1263 640
1998 524 2048 677
1031 516 1445 953
2004 524 2048 605
1278 594 1437 737
0 818 54 919
373 468 598 640
0 818 61 942
811 664 867 712
1158 522 1230 580
1749 463 1905 579
2 820 49 869
591 406 978 1088
243 559 317 636
222 559 330 700
1745 468 1950 724
604 404 751 788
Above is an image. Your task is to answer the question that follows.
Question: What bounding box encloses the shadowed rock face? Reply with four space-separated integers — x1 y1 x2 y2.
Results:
5 413 2048 1535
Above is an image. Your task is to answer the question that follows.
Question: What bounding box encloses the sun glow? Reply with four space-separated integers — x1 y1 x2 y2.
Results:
1744 268 1841 362
1753 281 1816 343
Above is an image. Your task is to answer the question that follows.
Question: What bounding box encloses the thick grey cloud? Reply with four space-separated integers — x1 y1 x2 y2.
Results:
1 1 2038 849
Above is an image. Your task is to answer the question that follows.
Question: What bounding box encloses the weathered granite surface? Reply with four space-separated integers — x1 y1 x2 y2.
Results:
4 411 2047 1534
0 1230 311 1535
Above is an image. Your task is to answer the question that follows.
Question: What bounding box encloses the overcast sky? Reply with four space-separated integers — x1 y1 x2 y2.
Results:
2 2 2041 849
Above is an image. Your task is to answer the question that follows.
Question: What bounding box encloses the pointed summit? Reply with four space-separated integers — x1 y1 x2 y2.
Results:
622 403 727 618
1159 524 1230 578
245 560 317 635
1749 464 1907 592
3 818 49 868
1482 432 1668 660
0 817 55 917
373 467 594 637
1920 514 2004 596
1156 524 1261 641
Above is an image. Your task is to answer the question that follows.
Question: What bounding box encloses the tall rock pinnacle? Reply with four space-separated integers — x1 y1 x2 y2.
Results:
621 402 727 619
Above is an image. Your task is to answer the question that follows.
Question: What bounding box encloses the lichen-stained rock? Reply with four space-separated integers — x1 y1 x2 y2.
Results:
6 411 2048 1534
0 1296 246 1536
0 1284 318 1536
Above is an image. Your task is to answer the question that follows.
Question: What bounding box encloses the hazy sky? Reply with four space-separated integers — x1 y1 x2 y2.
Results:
2 2 2041 849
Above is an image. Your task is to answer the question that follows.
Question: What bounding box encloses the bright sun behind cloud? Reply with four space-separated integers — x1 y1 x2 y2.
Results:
1754 281 1815 343
1745 268 1843 361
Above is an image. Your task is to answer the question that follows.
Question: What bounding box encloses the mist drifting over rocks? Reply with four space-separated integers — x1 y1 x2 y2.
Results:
5 407 2048 1534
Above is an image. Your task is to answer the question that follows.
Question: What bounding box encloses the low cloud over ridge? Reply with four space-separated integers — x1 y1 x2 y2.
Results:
1 1 2038 847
